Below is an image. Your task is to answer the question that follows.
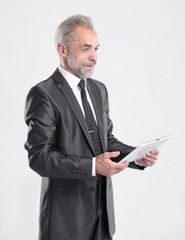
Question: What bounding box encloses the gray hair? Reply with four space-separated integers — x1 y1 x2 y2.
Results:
55 14 94 49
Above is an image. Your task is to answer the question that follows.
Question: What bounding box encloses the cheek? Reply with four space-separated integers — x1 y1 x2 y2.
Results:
69 50 89 65
77 56 88 65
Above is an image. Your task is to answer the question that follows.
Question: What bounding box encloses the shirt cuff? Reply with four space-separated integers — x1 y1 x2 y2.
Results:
92 157 96 176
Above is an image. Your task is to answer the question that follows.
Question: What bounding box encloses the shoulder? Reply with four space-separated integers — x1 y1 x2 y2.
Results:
25 75 57 114
25 76 57 123
87 78 108 99
26 72 60 101
27 68 66 98
29 76 55 94
87 78 108 94
87 78 106 89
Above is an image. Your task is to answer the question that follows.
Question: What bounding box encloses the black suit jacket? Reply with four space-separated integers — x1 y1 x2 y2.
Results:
25 69 143 240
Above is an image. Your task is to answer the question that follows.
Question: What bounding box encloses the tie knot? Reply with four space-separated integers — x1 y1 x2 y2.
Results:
78 79 85 90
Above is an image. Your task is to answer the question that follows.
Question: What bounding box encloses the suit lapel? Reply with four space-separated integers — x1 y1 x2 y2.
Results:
53 69 96 155
86 79 105 152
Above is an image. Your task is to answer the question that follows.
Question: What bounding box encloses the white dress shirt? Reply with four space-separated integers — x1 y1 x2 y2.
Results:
58 65 96 176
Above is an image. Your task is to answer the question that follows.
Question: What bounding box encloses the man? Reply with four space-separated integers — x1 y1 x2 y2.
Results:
25 15 159 240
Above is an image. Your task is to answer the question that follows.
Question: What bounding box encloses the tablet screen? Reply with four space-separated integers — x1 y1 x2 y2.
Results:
120 135 172 163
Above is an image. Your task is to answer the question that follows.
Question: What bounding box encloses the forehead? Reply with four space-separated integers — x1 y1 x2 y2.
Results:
71 26 99 46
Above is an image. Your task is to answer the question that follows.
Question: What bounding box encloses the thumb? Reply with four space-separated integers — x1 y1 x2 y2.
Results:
107 151 120 158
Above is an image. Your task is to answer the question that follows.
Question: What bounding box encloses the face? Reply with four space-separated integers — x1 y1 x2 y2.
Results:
59 26 99 79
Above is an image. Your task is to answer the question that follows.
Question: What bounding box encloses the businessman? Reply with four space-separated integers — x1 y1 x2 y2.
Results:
25 15 159 240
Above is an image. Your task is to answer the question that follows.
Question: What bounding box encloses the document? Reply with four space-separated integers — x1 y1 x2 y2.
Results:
120 135 172 163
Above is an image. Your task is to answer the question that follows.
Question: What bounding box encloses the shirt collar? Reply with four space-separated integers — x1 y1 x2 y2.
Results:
58 65 86 90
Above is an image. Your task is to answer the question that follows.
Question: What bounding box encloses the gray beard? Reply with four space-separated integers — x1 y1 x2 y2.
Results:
67 55 95 79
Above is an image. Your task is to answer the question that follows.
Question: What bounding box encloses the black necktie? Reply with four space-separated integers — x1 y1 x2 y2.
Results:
78 79 103 156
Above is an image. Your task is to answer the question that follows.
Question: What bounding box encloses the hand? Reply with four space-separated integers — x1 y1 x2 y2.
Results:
136 149 159 167
96 151 129 177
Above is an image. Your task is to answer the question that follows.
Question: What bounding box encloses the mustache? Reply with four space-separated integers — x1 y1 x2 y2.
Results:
83 61 96 67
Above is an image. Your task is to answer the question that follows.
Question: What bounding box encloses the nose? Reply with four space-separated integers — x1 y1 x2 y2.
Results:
89 50 97 62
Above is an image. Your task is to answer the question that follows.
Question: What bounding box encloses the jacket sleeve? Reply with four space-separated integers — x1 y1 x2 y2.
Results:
24 86 93 179
104 87 145 170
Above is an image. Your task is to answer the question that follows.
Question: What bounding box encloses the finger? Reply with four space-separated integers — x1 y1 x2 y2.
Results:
151 149 159 155
147 159 156 166
110 160 128 171
144 154 156 165
105 162 128 177
120 161 129 170
101 151 120 159
145 152 158 160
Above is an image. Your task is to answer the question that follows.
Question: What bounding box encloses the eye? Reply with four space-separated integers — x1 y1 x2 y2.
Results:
82 44 92 52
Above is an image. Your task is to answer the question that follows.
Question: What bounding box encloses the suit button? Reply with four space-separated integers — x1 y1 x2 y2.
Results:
90 187 95 192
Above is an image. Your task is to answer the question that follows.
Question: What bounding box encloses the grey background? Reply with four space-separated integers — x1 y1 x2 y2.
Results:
0 0 185 239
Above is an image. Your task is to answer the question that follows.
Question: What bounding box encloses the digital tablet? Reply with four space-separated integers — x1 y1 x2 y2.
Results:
120 135 172 163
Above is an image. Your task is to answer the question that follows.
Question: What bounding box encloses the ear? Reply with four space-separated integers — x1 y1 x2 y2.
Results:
57 43 68 57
